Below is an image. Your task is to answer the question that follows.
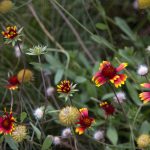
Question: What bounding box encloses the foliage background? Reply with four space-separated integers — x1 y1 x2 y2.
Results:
1 0 150 149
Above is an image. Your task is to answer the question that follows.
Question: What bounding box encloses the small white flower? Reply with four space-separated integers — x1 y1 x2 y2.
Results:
53 136 61 145
146 46 150 52
14 44 23 58
46 87 55 96
34 107 44 120
26 45 47 56
133 0 138 9
137 65 148 76
93 130 104 141
61 128 72 138
113 92 126 103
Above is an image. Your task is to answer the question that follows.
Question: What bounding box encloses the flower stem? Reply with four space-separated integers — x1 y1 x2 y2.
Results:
108 83 135 149
10 90 14 111
71 127 78 150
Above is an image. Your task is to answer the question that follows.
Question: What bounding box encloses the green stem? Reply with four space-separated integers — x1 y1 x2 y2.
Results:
108 83 135 149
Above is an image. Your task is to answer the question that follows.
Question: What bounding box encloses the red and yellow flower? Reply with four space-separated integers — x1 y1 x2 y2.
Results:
6 75 20 90
0 111 15 135
57 80 71 94
75 108 94 135
100 101 115 116
92 61 127 88
2 26 18 39
139 83 150 103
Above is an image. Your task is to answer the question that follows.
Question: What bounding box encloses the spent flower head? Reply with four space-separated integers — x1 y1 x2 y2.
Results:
137 134 150 149
0 0 14 13
57 80 78 101
138 0 150 9
59 106 80 126
2 26 23 46
12 125 27 142
17 69 33 83
26 45 47 56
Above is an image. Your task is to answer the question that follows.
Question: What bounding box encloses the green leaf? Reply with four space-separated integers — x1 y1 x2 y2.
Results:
30 122 41 140
140 121 150 134
20 112 27 122
91 35 115 52
42 136 52 150
96 23 107 30
5 135 18 150
75 76 87 83
86 81 97 97
106 126 118 145
115 17 137 41
102 93 114 100
126 81 142 106
54 69 64 84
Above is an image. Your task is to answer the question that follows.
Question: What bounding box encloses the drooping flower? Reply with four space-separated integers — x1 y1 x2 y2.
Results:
61 128 72 138
75 108 94 135
2 26 23 46
34 107 44 120
26 45 47 56
138 0 150 9
137 134 150 149
137 65 148 76
59 106 80 126
100 101 115 116
0 111 15 135
93 130 104 141
57 80 78 100
17 69 33 83
139 83 150 103
12 125 27 142
113 91 126 103
0 0 13 13
6 75 20 90
92 61 127 88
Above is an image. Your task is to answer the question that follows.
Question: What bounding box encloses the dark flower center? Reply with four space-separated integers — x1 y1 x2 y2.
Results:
8 29 17 39
83 118 92 127
61 83 71 93
2 118 11 130
101 64 116 79
102 104 115 115
8 76 19 85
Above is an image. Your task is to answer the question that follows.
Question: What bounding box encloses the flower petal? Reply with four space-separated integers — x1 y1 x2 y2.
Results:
79 108 88 117
92 72 107 87
141 83 150 88
110 74 127 88
116 63 128 72
99 61 111 70
75 127 85 135
139 92 150 103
